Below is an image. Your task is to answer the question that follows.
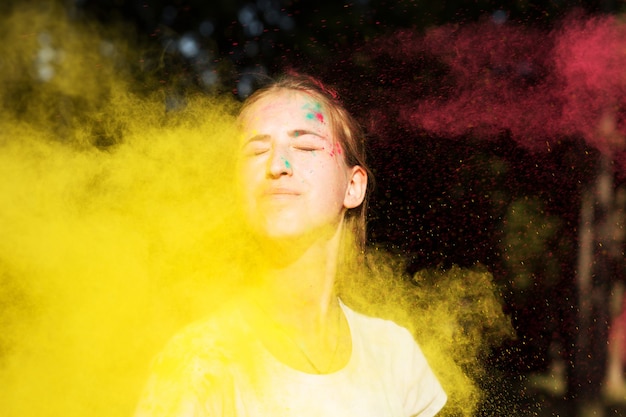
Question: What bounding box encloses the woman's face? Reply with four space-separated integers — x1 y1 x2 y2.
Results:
237 89 365 241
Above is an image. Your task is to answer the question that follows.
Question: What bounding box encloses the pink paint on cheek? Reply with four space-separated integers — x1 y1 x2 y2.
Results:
315 112 324 123
326 142 342 158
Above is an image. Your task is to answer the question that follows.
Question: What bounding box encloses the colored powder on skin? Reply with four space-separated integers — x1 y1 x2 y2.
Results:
367 14 626 171
0 4 512 417
328 143 342 158
303 102 325 123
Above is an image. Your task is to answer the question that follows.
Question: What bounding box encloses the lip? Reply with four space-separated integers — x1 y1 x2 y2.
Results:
264 187 301 196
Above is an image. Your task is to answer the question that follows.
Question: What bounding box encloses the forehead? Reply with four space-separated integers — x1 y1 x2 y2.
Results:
241 89 328 127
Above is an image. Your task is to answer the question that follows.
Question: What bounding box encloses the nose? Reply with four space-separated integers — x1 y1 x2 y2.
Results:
267 146 293 178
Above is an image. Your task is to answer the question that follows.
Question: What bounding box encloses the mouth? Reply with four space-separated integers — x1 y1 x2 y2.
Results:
261 187 302 201
264 187 301 196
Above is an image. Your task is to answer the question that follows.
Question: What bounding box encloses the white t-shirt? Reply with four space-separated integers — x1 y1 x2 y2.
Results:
135 302 447 417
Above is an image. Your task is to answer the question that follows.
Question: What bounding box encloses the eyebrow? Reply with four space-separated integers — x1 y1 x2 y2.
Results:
242 130 328 147
291 129 327 140
243 134 271 147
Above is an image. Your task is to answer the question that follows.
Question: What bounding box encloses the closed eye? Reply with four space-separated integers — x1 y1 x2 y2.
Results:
291 130 326 151
242 135 271 156
294 143 324 152
244 145 270 156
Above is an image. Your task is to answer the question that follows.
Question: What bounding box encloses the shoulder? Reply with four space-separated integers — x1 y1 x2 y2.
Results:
134 305 250 415
150 305 248 379
342 302 447 416
342 301 417 349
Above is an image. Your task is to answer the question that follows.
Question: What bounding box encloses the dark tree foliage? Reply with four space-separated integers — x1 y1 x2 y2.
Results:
71 0 618 95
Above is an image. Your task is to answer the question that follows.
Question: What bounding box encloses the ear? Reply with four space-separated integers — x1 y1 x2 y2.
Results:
343 165 368 209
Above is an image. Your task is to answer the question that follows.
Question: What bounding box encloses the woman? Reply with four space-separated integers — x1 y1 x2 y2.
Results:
135 74 447 416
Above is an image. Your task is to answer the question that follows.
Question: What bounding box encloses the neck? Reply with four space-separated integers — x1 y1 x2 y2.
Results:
243 223 355 374
253 223 343 332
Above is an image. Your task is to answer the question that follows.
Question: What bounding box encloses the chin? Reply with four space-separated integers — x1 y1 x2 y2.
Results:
256 225 307 242
254 220 340 245
244 209 342 242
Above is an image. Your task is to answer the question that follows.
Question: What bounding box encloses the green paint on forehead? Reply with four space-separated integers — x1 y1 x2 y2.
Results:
302 101 325 123
302 101 322 111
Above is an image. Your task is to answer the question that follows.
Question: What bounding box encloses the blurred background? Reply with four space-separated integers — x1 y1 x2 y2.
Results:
2 0 626 416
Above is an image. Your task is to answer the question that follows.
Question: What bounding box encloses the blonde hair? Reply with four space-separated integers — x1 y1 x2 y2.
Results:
238 74 373 249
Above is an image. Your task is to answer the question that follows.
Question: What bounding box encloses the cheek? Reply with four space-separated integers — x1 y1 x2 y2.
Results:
236 163 262 197
238 156 264 178
307 162 349 194
325 142 343 158
304 155 338 176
